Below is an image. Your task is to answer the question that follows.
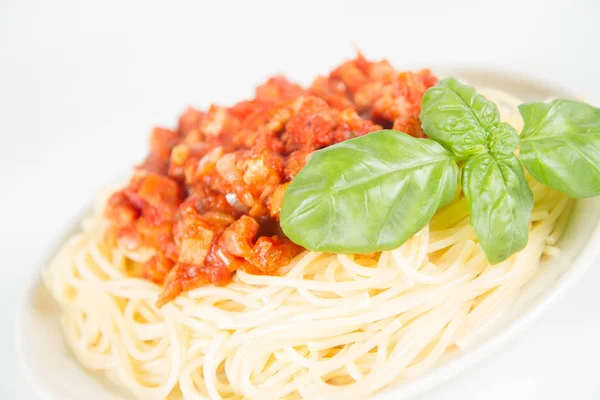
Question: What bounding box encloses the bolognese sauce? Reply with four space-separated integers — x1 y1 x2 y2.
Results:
104 54 438 304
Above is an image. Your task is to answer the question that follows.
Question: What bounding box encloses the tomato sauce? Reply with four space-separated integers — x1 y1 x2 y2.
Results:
104 54 438 304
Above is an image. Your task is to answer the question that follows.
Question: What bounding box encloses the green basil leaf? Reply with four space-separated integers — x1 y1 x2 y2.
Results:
462 153 533 264
519 100 600 198
420 77 519 158
280 130 459 253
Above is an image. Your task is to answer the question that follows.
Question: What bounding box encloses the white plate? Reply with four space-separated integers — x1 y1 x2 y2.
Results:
16 69 600 400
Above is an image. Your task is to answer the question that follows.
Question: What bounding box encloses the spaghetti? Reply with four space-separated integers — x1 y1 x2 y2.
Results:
44 165 570 399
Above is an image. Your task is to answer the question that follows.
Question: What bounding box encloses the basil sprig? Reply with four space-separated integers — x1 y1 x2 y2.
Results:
280 77 600 264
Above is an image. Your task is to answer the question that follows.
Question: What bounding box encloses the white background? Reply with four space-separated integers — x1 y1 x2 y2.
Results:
2 0 600 399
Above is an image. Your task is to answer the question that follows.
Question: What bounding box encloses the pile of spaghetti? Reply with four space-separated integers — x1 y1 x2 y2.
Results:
44 56 571 399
